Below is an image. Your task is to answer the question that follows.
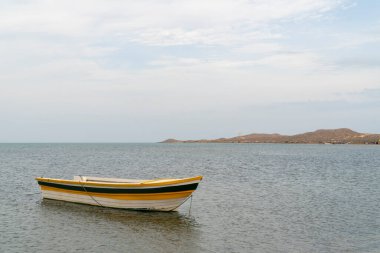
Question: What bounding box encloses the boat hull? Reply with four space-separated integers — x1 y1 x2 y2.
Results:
36 176 202 211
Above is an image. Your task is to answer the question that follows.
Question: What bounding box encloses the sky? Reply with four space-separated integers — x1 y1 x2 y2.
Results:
0 0 379 142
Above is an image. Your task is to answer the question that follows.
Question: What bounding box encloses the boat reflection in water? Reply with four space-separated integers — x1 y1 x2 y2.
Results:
38 199 202 252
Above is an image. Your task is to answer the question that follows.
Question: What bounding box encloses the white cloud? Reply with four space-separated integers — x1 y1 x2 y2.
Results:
234 42 284 54
331 33 380 49
1 53 378 117
253 52 334 70
0 0 345 46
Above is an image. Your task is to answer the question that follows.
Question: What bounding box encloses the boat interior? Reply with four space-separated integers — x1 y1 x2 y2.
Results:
73 176 146 183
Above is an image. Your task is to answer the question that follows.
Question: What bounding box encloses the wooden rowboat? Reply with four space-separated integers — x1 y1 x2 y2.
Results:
35 175 202 211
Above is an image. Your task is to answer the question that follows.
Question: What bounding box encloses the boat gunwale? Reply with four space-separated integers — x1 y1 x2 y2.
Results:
35 176 203 188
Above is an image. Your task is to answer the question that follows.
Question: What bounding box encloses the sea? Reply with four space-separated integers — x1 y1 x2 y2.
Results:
0 143 379 253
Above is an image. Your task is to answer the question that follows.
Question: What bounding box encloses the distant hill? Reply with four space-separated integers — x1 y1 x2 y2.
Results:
161 128 380 144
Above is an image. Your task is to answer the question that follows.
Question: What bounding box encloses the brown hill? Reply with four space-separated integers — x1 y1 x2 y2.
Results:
161 138 182 143
161 128 380 144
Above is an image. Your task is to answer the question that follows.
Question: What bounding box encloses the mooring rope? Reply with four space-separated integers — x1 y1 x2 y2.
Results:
79 175 104 207
188 194 193 216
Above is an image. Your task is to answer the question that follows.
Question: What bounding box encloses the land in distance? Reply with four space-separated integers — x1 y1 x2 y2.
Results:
161 128 380 144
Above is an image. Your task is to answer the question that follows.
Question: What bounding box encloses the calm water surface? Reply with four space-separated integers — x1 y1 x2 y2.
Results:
0 144 379 253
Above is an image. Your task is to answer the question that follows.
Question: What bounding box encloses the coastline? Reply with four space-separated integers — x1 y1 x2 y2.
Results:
161 128 380 145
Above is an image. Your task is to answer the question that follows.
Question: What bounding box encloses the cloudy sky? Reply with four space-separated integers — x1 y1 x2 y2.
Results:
0 0 379 142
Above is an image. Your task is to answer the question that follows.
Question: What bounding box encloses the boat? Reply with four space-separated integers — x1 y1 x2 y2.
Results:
35 175 202 211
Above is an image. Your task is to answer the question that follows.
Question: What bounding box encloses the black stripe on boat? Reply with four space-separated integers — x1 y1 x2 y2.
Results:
38 181 199 194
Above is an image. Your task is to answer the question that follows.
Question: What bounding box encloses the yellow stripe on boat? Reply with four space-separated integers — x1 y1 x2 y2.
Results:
40 185 194 200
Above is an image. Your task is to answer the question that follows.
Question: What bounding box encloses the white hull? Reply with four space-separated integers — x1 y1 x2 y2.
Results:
42 190 188 211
